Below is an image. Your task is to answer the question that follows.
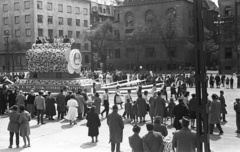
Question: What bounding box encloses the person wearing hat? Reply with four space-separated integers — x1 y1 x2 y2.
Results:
172 116 197 152
107 105 124 152
142 123 164 152
153 116 168 137
128 124 144 152
86 106 101 142
56 89 66 120
34 90 46 125
173 98 189 130
219 91 227 122
209 94 224 135
188 94 198 129
233 98 240 133
7 105 20 148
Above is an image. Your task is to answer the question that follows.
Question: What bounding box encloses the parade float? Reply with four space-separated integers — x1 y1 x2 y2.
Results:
13 43 99 92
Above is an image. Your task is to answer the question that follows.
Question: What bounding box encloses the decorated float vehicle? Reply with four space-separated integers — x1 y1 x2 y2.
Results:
13 43 99 92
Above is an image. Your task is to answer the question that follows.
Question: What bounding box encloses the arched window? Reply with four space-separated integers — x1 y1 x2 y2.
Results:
85 55 89 64
166 8 176 18
125 12 134 27
224 6 232 17
145 10 154 25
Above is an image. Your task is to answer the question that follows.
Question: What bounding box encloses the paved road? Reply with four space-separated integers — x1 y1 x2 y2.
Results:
0 86 240 152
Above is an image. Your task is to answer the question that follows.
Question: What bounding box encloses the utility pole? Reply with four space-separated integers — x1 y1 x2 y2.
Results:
193 0 210 152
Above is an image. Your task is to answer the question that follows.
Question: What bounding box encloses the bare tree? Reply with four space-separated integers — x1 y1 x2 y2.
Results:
84 20 117 72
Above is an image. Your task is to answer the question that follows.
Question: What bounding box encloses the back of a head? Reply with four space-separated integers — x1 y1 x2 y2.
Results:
157 91 161 96
95 92 99 97
146 123 154 131
132 124 141 134
112 105 118 111
70 94 75 99
138 93 142 98
154 116 162 124
20 105 25 112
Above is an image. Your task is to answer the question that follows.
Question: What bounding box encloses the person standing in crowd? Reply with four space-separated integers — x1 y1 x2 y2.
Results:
15 91 25 109
209 74 214 88
35 37 42 44
182 91 190 109
86 106 101 142
125 99 132 119
18 105 31 148
45 92 56 120
136 93 147 123
219 91 227 122
81 88 89 117
7 105 20 148
172 116 197 152
8 90 17 109
171 83 177 100
136 83 142 96
128 124 144 152
142 123 164 152
65 95 78 125
34 90 46 125
56 89 66 120
209 94 224 135
0 88 7 115
131 101 138 123
153 116 168 137
93 92 101 115
154 91 166 122
215 74 221 88
107 105 124 152
114 86 123 109
173 98 189 130
101 89 109 118
26 90 36 118
221 74 226 87
234 98 240 133
168 97 176 125
188 94 198 129
75 90 86 120
149 92 157 123
122 90 132 118
230 76 234 89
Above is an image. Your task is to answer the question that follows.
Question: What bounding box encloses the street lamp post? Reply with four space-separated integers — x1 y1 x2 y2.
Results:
3 31 11 73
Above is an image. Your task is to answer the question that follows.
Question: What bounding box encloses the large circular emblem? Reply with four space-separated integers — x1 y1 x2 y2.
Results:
69 49 82 70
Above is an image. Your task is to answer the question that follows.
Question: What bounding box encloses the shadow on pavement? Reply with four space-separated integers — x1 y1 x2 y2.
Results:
30 124 41 129
61 124 73 129
0 147 25 152
80 142 97 149
210 134 222 141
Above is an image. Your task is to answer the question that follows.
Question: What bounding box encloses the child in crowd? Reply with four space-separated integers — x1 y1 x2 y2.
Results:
125 99 132 119
131 101 137 123
168 97 176 125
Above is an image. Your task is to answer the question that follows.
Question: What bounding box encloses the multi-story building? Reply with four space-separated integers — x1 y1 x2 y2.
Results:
108 0 218 71
0 0 91 72
218 0 240 73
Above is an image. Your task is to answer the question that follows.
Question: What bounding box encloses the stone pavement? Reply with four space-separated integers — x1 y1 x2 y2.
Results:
1 87 240 152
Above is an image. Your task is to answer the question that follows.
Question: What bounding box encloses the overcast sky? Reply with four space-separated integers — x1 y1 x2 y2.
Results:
212 0 218 6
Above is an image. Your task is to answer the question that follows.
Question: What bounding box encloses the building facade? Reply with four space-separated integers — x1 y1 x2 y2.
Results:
218 0 240 73
107 0 218 71
0 0 91 72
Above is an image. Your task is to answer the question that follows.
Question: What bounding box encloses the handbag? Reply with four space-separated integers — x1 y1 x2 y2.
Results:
116 96 122 104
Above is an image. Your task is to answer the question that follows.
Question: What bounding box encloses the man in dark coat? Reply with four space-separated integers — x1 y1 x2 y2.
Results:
0 88 7 115
221 74 226 87
173 98 188 130
219 91 227 122
129 125 144 152
8 90 17 108
234 98 240 133
209 74 214 88
230 76 234 89
107 105 124 152
56 90 66 120
215 74 221 88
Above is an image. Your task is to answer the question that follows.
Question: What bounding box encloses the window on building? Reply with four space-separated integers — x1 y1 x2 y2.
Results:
108 50 113 58
25 15 30 23
225 66 232 70
125 12 134 26
47 2 52 11
225 47 232 59
126 48 135 58
48 29 53 37
103 9 106 14
58 17 63 25
76 31 80 38
3 4 8 12
14 2 20 11
25 29 31 37
38 15 43 23
37 1 42 9
168 47 176 57
4 30 9 36
15 29 20 38
84 20 88 27
67 6 72 13
24 1 30 9
26 42 32 49
115 49 120 58
76 43 81 50
76 19 80 26
146 47 155 58
98 5 102 13
48 16 53 24
67 18 72 26
76 7 80 14
225 6 232 17
145 10 154 25
84 43 89 50
85 55 89 63
114 30 120 40
68 30 72 37
106 6 110 14
58 4 63 12
38 28 43 36
15 16 20 24
125 29 134 34
3 17 8 25
83 8 88 15
59 30 63 37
